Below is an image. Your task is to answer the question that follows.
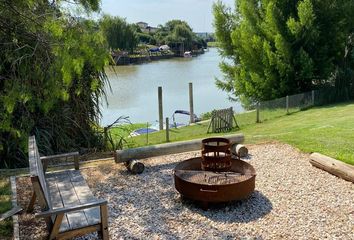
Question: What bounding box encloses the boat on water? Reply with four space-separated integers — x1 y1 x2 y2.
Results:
130 127 158 137
130 110 201 136
183 51 192 58
172 110 201 127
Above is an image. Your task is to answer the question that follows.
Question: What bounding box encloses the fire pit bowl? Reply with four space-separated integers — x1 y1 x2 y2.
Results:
174 157 256 206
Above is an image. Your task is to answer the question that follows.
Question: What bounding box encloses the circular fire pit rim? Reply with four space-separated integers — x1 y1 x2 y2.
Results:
174 157 256 204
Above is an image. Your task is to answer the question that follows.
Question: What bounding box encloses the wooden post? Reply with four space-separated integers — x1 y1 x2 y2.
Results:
286 95 289 114
146 122 149 145
312 90 315 106
27 192 36 212
74 155 79 170
158 86 163 130
165 117 170 142
189 82 194 124
100 204 109 240
256 102 260 123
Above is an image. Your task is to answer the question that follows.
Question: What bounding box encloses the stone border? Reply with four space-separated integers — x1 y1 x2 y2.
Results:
10 176 20 240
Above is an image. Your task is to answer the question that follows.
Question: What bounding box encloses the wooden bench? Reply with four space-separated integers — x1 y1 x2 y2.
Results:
27 136 109 240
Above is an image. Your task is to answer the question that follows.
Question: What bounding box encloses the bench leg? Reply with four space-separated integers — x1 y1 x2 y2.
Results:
99 204 109 240
49 213 64 240
27 191 36 213
74 155 79 170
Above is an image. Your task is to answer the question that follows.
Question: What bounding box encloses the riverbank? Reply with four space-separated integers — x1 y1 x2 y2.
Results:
112 48 206 65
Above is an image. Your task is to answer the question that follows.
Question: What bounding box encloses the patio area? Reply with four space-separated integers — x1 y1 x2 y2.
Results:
16 143 353 239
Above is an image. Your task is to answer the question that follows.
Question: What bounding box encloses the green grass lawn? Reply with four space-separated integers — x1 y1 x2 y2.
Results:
125 102 354 165
0 176 13 239
109 123 147 140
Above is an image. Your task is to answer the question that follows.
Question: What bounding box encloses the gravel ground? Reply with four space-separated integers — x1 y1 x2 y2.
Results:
16 143 353 239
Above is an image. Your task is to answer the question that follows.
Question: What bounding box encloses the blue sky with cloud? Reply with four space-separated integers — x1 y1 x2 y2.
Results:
100 0 235 32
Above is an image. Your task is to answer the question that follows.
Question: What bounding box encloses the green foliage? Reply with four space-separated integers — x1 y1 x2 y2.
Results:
152 20 205 51
0 0 110 168
200 111 212 120
213 0 354 105
137 32 155 44
100 15 138 53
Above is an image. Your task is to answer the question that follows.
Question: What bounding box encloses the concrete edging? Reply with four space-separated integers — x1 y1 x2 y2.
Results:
115 133 244 163
10 176 20 240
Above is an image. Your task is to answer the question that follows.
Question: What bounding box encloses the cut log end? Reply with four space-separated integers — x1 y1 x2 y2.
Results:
125 160 145 174
232 144 249 157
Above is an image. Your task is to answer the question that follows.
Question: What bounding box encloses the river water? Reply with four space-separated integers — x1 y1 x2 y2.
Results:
100 48 241 126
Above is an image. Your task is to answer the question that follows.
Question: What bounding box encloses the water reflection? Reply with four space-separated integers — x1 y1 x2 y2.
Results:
101 48 241 126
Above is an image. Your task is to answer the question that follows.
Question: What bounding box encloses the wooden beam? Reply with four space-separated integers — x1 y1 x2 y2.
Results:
57 224 101 239
115 133 244 163
26 191 36 213
49 213 64 240
310 153 354 183
0 206 22 221
35 199 107 218
100 204 109 240
40 152 79 161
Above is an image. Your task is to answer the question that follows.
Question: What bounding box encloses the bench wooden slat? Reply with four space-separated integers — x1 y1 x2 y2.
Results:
46 175 71 232
68 171 100 225
29 136 52 210
55 172 89 230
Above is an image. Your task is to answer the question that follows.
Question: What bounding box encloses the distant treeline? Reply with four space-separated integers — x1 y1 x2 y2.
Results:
100 16 208 53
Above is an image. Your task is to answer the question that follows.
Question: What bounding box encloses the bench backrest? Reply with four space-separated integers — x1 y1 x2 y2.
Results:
29 136 52 210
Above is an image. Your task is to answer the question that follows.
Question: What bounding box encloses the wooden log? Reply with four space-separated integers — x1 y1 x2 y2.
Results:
125 160 145 174
115 133 244 163
309 153 354 183
232 144 248 157
0 206 22 221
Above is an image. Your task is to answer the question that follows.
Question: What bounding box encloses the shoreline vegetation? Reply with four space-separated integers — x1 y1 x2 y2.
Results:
206 41 219 47
101 16 214 66
112 45 206 65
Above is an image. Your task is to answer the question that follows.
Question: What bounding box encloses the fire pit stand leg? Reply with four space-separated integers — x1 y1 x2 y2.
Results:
200 201 209 210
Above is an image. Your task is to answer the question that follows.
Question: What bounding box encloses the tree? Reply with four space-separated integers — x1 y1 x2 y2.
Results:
213 0 354 105
159 20 200 51
0 0 110 168
100 15 138 53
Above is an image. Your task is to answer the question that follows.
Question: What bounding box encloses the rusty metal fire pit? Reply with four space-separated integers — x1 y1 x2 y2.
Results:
174 155 256 208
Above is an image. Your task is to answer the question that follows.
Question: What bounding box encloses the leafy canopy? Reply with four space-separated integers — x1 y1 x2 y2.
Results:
100 15 139 53
213 0 354 105
0 0 110 168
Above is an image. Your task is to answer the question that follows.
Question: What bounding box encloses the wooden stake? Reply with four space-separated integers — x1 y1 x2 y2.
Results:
166 117 170 142
189 82 194 123
158 86 163 130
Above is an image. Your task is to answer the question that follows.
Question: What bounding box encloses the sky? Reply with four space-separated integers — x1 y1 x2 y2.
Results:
99 0 235 33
